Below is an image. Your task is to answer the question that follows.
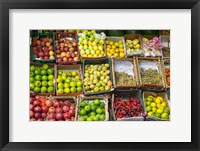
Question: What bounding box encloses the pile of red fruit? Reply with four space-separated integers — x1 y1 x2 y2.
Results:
30 93 76 121
32 36 54 60
113 97 143 120
55 36 79 63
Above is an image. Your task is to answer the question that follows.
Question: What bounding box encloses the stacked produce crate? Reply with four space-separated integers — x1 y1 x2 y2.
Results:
30 30 170 121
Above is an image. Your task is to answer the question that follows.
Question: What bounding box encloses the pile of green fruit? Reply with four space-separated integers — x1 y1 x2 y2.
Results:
145 95 170 120
78 99 106 121
115 72 137 86
83 63 112 93
78 30 105 58
126 38 141 53
30 64 54 93
56 70 83 94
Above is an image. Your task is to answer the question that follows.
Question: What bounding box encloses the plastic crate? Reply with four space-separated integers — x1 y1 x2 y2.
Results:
31 32 56 63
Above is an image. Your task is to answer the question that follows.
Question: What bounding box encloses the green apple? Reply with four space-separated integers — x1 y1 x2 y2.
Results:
34 87 40 93
58 83 64 89
70 81 76 87
64 83 70 88
70 87 76 93
56 77 63 83
47 86 54 93
42 81 48 87
76 81 82 87
41 86 47 93
30 83 35 90
30 65 36 72
64 88 70 94
30 71 35 77
77 86 82 92
35 75 41 81
34 69 41 75
42 75 48 81
47 68 53 75
57 88 64 94
34 81 41 87
40 69 47 75
58 70 63 75
30 77 35 83
48 75 54 81
48 80 54 86
42 64 49 70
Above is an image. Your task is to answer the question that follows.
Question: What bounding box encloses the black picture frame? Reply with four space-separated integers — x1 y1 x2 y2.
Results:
0 0 199 151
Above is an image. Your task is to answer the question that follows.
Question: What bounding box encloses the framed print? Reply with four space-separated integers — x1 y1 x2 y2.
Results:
0 0 199 151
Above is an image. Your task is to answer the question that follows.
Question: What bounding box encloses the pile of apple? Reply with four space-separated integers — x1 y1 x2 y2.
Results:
30 93 76 121
78 30 106 58
56 70 83 94
55 35 79 63
32 36 55 60
83 63 112 93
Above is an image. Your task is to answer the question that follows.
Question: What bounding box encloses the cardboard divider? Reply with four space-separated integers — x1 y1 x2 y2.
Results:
111 58 140 88
142 91 170 121
55 64 84 96
31 32 56 63
136 57 165 89
141 35 163 58
77 95 109 121
30 62 56 96
124 34 143 57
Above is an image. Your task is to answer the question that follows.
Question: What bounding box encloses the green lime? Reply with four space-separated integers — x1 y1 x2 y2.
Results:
93 116 99 121
87 117 93 121
99 114 105 121
84 105 90 112
65 78 71 83
80 109 87 116
155 113 161 118
146 106 152 112
90 105 97 112
70 87 76 93
146 101 151 106
71 71 78 77
99 102 105 108
96 108 103 114
79 116 86 121
64 88 70 94
94 99 100 106
80 101 87 108
64 83 70 88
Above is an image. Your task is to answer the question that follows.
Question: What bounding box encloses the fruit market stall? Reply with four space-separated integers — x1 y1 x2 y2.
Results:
29 30 170 121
